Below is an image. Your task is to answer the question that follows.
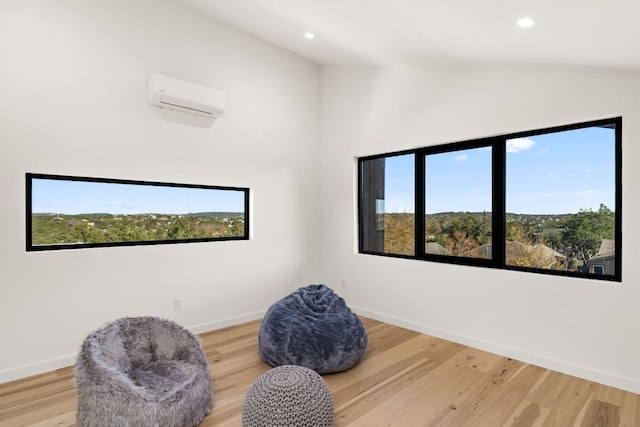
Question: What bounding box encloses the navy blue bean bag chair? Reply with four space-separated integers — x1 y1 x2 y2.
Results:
258 284 367 374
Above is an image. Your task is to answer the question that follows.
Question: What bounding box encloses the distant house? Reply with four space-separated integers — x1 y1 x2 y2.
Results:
426 242 450 255
585 239 615 276
463 241 565 267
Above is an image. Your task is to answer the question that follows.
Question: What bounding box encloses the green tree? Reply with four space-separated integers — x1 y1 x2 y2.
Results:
440 214 487 255
167 217 201 240
384 213 415 256
506 221 528 242
560 204 614 263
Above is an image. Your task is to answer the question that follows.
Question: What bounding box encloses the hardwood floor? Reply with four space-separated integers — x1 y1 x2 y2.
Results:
1 317 639 426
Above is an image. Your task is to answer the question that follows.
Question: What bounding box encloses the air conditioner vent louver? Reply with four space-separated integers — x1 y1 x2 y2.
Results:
158 95 220 116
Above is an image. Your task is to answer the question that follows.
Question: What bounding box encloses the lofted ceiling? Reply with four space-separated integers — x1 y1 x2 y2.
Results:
174 0 640 72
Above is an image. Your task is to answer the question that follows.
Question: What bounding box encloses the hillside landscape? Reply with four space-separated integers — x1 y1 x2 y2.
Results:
383 204 615 273
31 212 245 246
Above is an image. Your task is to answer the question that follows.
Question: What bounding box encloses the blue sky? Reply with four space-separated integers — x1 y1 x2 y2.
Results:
383 125 616 215
31 179 246 215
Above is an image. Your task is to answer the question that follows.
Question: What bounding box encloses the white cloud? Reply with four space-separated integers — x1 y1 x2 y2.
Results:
506 137 535 153
468 186 490 195
455 154 468 162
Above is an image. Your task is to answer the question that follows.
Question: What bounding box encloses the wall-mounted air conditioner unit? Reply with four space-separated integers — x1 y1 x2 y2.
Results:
147 73 226 119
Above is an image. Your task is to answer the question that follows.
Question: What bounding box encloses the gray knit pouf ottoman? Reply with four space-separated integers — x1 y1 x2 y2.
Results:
242 365 334 427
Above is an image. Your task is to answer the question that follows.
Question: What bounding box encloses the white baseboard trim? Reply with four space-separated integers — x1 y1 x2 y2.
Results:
354 306 640 395
188 310 265 335
0 354 77 385
0 311 266 385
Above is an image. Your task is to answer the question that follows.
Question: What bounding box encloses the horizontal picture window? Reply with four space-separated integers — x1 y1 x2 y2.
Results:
26 173 249 251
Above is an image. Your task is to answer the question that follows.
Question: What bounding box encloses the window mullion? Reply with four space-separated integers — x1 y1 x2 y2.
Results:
415 151 425 258
492 139 506 267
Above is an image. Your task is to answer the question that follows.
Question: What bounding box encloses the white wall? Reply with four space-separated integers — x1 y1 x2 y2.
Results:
318 66 640 393
0 0 321 382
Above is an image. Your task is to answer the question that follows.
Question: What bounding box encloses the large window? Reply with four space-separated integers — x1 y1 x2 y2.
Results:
26 173 250 251
358 117 622 282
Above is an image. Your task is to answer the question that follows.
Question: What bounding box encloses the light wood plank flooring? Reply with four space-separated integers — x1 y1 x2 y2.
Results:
1 317 639 426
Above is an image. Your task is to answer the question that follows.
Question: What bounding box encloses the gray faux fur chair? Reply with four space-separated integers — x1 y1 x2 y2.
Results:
75 316 212 427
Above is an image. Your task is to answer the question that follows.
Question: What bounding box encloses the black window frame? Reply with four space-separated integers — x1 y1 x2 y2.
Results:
358 117 622 282
26 173 250 251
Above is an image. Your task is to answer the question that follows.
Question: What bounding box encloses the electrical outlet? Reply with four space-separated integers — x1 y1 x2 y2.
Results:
173 299 182 310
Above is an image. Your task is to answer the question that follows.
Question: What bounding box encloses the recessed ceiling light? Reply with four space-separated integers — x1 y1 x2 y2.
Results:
304 32 315 40
517 17 536 28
